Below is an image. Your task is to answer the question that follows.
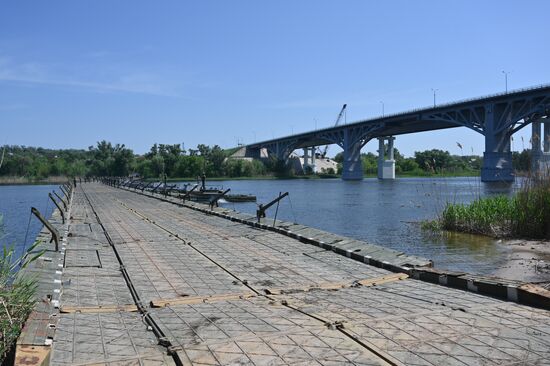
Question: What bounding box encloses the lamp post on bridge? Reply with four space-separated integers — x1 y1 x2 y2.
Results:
380 101 384 117
431 88 439 108
502 70 511 93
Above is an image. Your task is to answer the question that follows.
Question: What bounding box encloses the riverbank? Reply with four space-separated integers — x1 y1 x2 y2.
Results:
494 239 550 287
0 171 483 185
0 176 69 185
150 171 479 182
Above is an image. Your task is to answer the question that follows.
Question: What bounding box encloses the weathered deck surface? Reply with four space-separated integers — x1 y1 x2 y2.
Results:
19 183 550 365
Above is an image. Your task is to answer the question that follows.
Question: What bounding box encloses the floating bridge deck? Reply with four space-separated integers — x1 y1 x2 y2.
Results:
16 183 550 365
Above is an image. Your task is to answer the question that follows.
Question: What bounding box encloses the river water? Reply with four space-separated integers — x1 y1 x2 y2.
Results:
0 185 56 259
0 178 520 275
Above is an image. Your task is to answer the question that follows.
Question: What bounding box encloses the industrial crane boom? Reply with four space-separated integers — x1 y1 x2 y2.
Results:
320 104 347 158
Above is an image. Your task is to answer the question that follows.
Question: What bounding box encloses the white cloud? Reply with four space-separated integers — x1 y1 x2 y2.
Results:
0 55 185 98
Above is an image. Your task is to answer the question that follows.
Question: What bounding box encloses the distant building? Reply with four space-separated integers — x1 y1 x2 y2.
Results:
228 146 338 175
288 152 338 175
228 147 269 162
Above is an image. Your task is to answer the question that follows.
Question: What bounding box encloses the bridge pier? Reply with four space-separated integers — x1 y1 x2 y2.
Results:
545 120 550 153
303 148 309 169
481 109 514 182
341 131 363 180
532 120 542 171
377 137 396 180
533 119 550 172
303 147 316 173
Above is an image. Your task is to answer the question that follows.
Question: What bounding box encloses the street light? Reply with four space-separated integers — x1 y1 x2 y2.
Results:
380 101 385 117
431 88 439 107
502 70 511 93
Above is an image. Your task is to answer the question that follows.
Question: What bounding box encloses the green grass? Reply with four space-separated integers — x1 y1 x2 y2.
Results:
429 173 550 239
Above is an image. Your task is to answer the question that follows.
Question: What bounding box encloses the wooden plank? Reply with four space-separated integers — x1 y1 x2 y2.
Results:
357 273 409 287
266 273 409 295
59 304 138 313
150 292 256 307
15 345 50 366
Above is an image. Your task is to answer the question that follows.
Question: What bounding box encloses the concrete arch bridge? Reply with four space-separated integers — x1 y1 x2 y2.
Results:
242 84 550 181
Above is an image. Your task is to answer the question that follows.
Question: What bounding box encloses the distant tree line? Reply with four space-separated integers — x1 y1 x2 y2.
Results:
0 141 266 179
0 141 534 180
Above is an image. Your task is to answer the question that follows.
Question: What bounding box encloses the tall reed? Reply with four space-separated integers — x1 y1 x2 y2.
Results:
512 170 550 238
0 241 44 361
438 169 550 239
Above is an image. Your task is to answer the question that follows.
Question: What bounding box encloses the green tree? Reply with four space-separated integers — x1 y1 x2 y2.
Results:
414 149 452 172
361 153 377 175
88 141 134 176
398 158 419 172
174 155 205 178
512 150 531 172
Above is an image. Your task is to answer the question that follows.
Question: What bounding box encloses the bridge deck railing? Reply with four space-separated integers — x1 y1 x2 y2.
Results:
250 83 550 146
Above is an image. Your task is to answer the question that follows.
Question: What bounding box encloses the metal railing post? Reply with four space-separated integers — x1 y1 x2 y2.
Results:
256 192 289 223
48 193 65 224
31 207 60 251
182 184 198 202
209 189 231 210
53 191 67 211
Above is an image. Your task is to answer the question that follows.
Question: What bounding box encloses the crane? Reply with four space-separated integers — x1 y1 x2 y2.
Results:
318 104 347 158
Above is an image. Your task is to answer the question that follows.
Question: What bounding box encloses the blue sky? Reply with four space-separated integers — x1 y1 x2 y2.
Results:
1 1 549 157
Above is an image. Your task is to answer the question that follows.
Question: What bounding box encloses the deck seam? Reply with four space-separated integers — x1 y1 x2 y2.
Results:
80 185 187 366
114 194 405 366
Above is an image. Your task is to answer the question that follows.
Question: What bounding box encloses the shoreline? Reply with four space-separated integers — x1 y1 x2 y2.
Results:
0 176 69 186
150 173 480 182
493 239 550 287
0 173 483 185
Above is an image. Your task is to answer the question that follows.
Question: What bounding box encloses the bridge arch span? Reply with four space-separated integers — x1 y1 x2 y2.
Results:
244 85 550 181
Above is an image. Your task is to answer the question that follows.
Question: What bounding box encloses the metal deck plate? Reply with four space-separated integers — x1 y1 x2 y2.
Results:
64 249 101 268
